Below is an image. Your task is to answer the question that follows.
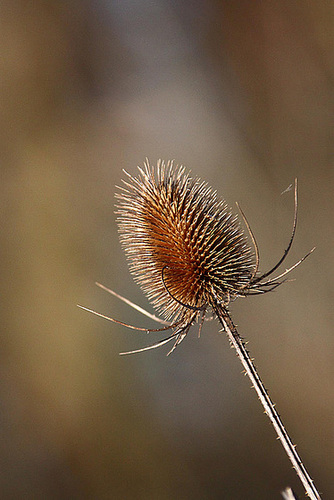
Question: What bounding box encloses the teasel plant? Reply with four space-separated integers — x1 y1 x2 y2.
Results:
79 160 321 499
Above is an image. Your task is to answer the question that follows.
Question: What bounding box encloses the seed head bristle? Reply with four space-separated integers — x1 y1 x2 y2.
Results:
116 160 255 323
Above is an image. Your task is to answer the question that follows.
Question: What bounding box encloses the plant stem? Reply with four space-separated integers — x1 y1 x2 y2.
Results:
215 305 321 500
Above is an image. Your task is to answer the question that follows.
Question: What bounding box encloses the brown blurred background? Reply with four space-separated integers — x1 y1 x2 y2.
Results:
1 1 333 498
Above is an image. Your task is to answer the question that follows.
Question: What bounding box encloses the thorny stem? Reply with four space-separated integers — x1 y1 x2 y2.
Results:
215 305 321 500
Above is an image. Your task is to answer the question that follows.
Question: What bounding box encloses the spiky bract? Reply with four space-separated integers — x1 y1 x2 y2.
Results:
116 160 254 323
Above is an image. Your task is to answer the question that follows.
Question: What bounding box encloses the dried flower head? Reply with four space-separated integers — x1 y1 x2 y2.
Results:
111 159 312 354
80 159 313 355
116 160 254 324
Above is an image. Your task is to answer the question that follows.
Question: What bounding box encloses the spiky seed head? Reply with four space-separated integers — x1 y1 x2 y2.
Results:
116 160 255 323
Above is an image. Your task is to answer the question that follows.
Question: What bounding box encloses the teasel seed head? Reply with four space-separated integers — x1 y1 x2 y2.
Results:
116 160 255 324
79 162 319 499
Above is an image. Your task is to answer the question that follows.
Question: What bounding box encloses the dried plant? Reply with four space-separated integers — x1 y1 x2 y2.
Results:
79 160 320 499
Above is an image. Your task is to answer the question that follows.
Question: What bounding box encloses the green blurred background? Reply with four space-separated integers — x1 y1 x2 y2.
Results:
1 1 333 498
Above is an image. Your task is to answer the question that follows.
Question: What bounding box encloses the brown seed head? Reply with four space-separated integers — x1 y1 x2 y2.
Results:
116 160 255 323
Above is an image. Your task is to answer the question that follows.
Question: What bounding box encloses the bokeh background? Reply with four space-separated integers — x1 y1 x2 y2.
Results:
1 1 333 498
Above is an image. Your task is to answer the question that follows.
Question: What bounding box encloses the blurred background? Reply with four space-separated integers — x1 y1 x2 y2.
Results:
1 1 333 498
